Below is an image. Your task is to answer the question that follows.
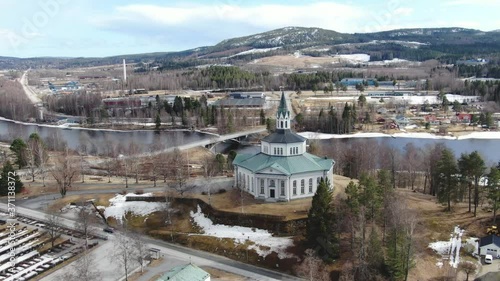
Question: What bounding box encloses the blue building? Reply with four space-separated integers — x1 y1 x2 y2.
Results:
340 78 377 86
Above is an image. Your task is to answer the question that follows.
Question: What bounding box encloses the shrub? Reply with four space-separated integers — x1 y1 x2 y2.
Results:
135 189 144 195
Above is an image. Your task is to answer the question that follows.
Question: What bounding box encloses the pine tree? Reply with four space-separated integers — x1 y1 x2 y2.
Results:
436 149 459 211
306 178 339 260
259 109 266 125
367 228 384 272
487 167 500 224
0 161 24 196
155 114 161 131
10 138 27 168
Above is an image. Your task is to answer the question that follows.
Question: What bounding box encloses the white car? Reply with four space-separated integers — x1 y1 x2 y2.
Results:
485 254 493 264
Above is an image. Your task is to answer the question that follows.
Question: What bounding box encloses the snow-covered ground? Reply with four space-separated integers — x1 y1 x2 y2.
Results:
306 94 479 105
333 53 370 63
102 193 163 223
229 47 281 58
368 58 415 66
190 205 295 259
428 226 478 268
297 131 500 140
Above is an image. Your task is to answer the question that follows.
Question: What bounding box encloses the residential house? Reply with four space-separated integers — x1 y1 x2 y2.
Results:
479 235 500 257
452 113 473 124
394 116 411 127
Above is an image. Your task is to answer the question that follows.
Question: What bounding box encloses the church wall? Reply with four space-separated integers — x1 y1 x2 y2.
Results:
288 171 327 200
261 141 306 156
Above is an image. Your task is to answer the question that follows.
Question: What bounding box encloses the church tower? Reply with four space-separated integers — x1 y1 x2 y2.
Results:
276 91 291 130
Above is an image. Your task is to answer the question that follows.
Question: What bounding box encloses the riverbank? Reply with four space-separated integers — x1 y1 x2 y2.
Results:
298 130 500 140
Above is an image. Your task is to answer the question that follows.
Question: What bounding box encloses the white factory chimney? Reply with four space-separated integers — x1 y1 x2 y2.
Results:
123 59 127 83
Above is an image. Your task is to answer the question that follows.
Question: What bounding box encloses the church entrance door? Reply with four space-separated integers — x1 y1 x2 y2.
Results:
270 189 275 198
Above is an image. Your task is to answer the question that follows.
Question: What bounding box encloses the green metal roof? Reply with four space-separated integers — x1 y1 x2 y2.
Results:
277 92 289 117
233 152 334 175
262 129 306 144
156 264 210 281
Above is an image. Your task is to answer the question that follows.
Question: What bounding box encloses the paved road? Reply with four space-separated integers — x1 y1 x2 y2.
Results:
17 176 234 210
19 69 42 105
0 203 302 281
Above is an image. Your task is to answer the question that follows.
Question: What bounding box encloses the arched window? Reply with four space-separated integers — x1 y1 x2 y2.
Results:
309 178 313 193
280 121 283 128
301 179 305 194
280 180 285 196
285 121 288 128
293 180 297 195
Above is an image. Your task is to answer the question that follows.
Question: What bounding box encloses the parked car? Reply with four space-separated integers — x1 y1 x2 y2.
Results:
485 254 493 264
103 227 114 233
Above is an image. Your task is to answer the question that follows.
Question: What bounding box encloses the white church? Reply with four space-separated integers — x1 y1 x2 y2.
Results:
232 92 335 202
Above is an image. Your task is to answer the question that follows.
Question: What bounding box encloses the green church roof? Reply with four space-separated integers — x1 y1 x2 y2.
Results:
277 91 289 117
156 264 209 281
233 152 334 175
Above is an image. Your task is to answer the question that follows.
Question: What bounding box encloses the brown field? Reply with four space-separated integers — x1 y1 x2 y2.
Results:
401 189 492 281
193 174 356 220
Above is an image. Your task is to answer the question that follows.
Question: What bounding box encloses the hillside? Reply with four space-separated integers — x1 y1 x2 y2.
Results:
2 26 500 69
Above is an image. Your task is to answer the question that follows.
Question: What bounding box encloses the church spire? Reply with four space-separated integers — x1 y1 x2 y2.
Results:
276 87 291 130
277 87 289 119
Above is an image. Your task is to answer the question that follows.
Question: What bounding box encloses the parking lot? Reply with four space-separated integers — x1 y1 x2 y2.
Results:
0 212 102 281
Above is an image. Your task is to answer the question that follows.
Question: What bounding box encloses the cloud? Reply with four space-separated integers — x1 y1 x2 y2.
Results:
444 0 500 6
91 2 367 37
394 7 414 17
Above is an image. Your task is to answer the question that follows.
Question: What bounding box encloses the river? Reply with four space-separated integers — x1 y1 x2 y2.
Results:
217 133 500 166
2 118 500 164
0 118 208 154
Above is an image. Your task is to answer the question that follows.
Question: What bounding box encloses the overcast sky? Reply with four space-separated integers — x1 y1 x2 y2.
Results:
1 0 499 58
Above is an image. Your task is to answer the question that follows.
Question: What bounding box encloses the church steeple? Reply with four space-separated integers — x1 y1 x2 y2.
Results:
276 89 291 130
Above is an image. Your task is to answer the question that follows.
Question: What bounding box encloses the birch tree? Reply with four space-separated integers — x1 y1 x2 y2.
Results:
51 148 79 197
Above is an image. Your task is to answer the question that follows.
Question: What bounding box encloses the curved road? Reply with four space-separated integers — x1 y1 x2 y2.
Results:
0 203 302 281
7 180 303 281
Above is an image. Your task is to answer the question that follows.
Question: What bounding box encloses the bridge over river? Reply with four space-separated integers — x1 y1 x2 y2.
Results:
160 126 266 154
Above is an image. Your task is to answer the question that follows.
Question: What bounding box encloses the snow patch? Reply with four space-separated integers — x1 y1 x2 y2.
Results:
333 53 370 63
103 193 163 223
229 47 281 58
190 205 295 259
428 226 476 268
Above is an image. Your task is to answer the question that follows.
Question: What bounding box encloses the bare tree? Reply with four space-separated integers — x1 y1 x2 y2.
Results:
111 233 138 281
202 153 218 205
127 143 140 184
403 143 421 190
25 139 38 182
103 139 117 183
168 148 196 196
45 210 62 248
61 250 102 281
79 144 87 183
38 140 49 187
75 205 97 249
295 249 330 281
51 148 79 197
458 261 477 281
130 232 148 273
